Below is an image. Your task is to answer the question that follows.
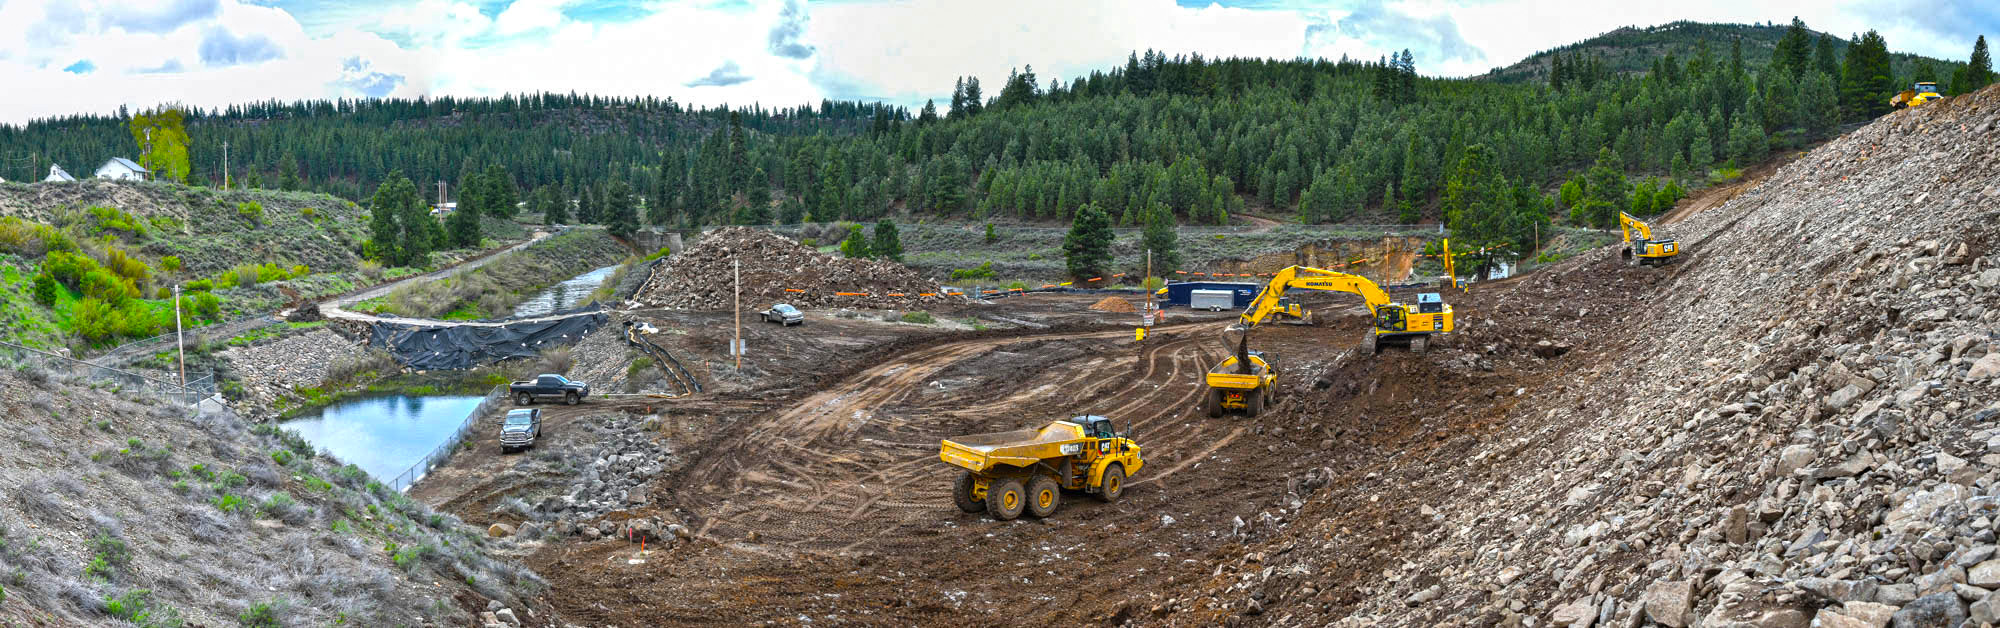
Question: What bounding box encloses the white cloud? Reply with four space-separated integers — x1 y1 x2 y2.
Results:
1 0 1993 125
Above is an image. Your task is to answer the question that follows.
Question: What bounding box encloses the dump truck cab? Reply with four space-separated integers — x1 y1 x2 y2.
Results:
1204 351 1278 417
939 416 1144 521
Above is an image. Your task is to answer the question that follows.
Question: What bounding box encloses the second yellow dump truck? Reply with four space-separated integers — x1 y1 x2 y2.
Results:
1205 351 1278 418
939 416 1143 520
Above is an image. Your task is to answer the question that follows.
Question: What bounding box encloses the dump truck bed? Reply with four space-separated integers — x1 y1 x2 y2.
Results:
1204 356 1270 389
941 421 1088 472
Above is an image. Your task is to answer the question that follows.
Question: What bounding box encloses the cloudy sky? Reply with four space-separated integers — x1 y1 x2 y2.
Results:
1 0 1994 125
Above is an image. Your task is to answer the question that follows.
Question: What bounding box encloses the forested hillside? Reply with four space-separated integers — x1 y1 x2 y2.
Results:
1483 20 1967 88
1 20 1991 268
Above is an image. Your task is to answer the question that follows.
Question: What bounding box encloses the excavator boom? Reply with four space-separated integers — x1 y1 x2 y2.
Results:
1238 266 1388 327
1618 212 1682 265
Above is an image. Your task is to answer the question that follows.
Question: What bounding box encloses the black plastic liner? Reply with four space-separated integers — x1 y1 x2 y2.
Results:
370 305 607 370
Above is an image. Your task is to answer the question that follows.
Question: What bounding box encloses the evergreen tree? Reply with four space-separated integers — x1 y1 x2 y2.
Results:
366 171 435 266
1578 148 1628 229
605 179 638 238
1801 71 1841 138
540 186 570 224
1813 33 1841 84
1140 202 1180 272
838 224 869 258
962 77 985 116
1840 30 1895 120
870 219 904 261
1062 203 1113 281
1727 114 1768 163
1442 144 1506 247
918 99 939 125
483 164 517 218
1960 35 1994 95
1772 18 1813 78
456 166 485 218
444 196 481 247
577 185 599 224
278 156 301 191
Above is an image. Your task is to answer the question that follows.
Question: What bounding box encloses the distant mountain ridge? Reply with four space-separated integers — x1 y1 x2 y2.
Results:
1479 20 1964 85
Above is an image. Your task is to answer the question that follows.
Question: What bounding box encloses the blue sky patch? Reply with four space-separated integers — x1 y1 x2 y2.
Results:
62 60 96 74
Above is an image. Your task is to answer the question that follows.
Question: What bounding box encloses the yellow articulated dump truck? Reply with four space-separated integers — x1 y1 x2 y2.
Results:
939 415 1144 520
1205 351 1278 418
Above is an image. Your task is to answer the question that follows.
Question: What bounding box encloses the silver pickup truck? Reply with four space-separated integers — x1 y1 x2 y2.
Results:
499 408 542 453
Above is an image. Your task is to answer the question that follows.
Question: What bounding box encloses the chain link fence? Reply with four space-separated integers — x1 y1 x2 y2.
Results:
0 340 218 405
385 384 507 492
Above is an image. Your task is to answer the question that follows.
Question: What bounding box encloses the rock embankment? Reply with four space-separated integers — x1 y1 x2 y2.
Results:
1189 85 2000 626
634 227 944 310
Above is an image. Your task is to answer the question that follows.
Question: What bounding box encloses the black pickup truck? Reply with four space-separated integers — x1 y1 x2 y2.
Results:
509 374 589 405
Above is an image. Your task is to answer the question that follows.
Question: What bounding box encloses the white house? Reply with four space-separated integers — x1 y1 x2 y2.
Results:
44 164 76 182
94 157 149 181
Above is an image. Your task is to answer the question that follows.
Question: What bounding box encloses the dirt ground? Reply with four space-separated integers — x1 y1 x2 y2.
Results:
404 273 1664 626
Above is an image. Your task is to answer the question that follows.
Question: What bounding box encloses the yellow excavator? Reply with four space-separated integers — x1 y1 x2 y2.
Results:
1618 212 1682 266
1890 82 1945 109
1236 265 1454 353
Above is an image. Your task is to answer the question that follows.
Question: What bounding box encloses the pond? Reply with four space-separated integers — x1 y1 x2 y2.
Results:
283 394 487 485
512 264 619 318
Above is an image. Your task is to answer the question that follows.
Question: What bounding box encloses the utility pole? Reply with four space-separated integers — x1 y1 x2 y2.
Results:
221 141 229 190
733 258 742 369
438 180 447 208
1145 248 1153 328
173 285 186 389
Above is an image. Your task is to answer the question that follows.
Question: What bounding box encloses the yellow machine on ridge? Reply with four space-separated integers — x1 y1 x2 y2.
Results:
1618 212 1682 266
1890 82 1945 109
939 416 1142 520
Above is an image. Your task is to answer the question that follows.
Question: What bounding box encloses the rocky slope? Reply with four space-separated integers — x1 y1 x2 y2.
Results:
634 227 944 310
1172 86 2000 626
0 368 550 626
0 179 371 275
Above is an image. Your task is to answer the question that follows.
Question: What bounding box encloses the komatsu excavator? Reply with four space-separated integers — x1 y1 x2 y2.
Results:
1233 266 1453 354
1618 212 1682 266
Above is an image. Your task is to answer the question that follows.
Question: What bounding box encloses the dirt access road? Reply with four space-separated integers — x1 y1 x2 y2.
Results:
408 279 1589 625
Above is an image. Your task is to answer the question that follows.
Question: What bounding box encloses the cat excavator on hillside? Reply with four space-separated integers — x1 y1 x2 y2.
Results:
1618 212 1682 266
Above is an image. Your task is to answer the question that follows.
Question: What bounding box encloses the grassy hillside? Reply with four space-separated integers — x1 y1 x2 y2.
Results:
0 179 530 350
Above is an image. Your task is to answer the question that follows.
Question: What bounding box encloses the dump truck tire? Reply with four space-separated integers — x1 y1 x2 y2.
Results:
1205 389 1223 418
953 472 984 514
1026 476 1061 518
1245 389 1263 417
986 478 1026 520
1097 464 1126 503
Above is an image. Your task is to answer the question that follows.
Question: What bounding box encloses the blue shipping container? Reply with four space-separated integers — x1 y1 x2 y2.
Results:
1156 281 1260 309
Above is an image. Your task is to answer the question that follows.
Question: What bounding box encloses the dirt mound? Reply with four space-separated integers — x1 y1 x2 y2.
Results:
1088 296 1136 312
633 227 945 310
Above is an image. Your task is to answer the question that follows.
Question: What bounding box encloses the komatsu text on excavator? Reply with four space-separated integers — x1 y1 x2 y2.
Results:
1618 212 1682 266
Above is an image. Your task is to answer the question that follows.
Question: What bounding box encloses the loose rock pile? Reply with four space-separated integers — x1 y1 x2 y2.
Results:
529 413 673 525
1187 86 2000 626
634 227 946 310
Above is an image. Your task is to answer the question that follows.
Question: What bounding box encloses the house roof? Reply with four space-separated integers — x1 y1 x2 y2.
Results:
101 157 150 173
47 165 75 181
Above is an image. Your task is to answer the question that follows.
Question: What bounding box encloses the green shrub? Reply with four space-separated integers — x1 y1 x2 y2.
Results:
233 265 259 288
159 255 182 273
104 588 180 627
71 298 119 341
270 449 294 466
42 250 98 287
1004 281 1029 291
900 311 936 325
240 599 282 627
81 269 137 304
0 216 79 257
191 291 220 318
103 248 150 282
949 261 997 281
31 272 59 306
645 246 672 261
86 206 146 236
211 493 247 514
85 533 131 581
237 201 264 224
261 492 296 514
183 278 212 291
